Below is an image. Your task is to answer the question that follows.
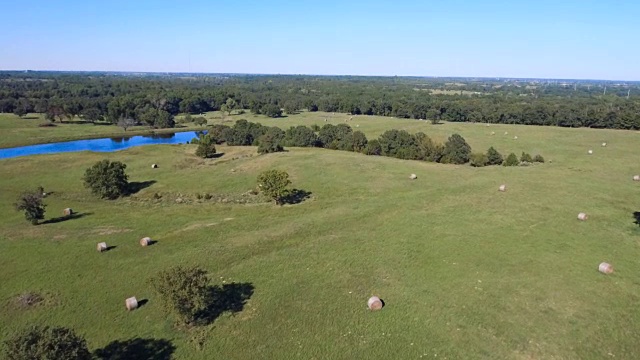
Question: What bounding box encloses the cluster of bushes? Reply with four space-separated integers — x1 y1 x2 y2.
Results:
200 120 545 167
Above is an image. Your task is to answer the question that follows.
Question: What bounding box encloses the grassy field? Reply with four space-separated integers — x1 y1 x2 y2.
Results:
1 112 639 359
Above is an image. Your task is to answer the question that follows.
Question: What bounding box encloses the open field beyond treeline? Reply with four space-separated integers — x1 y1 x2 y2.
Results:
1 111 639 359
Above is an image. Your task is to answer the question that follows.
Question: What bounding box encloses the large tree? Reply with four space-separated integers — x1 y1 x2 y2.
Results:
441 134 471 164
151 266 210 325
83 160 130 199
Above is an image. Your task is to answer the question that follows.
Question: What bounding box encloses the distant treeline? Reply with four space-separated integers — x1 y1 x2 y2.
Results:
200 119 542 167
1 73 639 130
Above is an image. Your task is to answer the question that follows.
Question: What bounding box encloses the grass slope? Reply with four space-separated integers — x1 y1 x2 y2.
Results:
0 116 639 359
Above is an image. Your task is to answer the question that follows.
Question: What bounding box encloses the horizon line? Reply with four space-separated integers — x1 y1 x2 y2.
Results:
1 69 639 83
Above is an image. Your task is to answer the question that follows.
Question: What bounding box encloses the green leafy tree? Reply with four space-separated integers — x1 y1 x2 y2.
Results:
441 134 471 164
470 152 488 167
209 124 231 144
154 110 175 128
364 139 382 155
14 189 46 225
83 160 129 199
261 104 282 118
4 326 91 360
193 116 208 126
257 169 291 205
81 108 102 124
520 152 533 163
195 135 217 158
151 266 210 326
221 98 237 116
350 131 369 153
257 127 285 154
13 106 27 118
503 152 519 166
284 125 318 147
533 154 545 163
486 147 504 165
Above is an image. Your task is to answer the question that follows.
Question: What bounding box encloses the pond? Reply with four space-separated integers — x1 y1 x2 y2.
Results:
0 131 206 159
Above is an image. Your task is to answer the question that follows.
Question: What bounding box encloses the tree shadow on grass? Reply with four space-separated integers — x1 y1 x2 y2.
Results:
634 212 640 227
94 338 175 360
41 212 93 225
281 189 312 205
195 282 254 325
127 180 157 195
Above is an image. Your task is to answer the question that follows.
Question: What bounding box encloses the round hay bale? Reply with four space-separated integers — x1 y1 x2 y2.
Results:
513 136 518 140
97 242 108 252
498 184 507 192
125 297 138 311
63 208 73 216
504 131 508 135
601 142 607 147
367 296 383 311
409 174 417 180
151 164 158 169
577 212 588 221
633 175 640 181
491 131 495 135
588 150 593 155
598 262 613 274
140 237 152 247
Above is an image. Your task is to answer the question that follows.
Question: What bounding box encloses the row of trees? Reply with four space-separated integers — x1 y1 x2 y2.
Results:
199 120 544 167
1 73 639 130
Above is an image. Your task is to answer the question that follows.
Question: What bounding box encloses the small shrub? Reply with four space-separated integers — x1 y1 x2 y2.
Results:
469 152 488 167
150 266 209 326
195 135 217 158
520 152 533 163
257 127 285 154
503 153 519 166
257 169 291 205
14 189 46 225
4 326 91 360
83 160 129 199
193 117 208 126
486 146 503 165
533 154 545 163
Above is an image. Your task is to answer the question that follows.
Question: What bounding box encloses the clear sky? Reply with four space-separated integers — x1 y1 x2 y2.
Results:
1 0 638 80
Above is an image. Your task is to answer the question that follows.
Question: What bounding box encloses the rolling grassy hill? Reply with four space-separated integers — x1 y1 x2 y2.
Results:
0 113 639 359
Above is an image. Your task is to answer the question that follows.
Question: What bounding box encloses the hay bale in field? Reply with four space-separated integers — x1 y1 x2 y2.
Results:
498 184 507 192
491 131 495 135
598 262 613 274
601 142 607 147
125 297 138 311
588 150 593 155
140 237 152 247
367 296 383 311
63 208 73 216
513 136 518 140
577 212 588 221
151 164 158 169
504 131 508 135
97 242 108 252
633 175 640 181
409 174 417 180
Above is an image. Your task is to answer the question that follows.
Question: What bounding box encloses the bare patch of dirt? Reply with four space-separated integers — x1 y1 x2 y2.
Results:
93 227 132 236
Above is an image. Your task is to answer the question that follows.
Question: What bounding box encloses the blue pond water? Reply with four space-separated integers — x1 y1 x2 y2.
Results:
0 131 206 159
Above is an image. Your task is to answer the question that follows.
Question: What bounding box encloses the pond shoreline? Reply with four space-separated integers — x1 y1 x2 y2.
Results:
0 130 207 160
0 126 205 150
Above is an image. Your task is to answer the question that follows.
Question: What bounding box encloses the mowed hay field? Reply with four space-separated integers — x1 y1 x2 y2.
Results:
1 115 640 359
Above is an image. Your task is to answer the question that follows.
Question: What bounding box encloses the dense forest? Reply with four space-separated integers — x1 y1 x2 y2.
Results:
1 71 639 130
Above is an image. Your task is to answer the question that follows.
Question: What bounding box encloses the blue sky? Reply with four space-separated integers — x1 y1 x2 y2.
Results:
0 0 638 80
